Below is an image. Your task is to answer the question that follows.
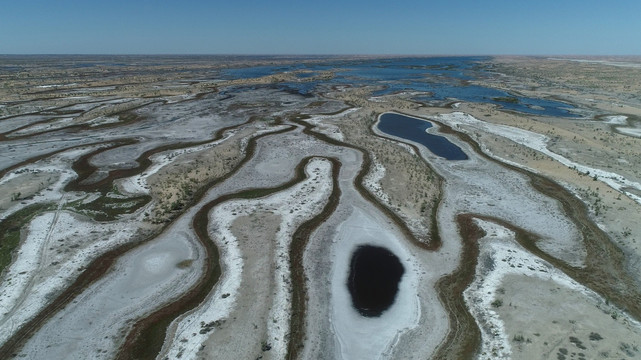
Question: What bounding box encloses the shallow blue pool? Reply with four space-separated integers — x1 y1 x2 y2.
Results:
377 113 468 160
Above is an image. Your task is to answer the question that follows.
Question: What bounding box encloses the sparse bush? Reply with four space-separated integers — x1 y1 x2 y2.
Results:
261 341 272 352
569 336 586 350
589 332 603 341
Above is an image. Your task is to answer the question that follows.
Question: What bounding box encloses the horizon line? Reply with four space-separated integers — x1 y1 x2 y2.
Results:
1 53 640 57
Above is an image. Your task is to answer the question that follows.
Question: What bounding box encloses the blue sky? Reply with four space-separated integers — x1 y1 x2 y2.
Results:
1 0 639 55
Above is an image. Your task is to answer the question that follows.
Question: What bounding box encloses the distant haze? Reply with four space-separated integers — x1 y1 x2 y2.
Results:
1 0 640 55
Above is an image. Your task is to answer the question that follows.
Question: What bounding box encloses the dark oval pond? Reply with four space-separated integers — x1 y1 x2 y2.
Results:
377 112 468 160
347 245 405 317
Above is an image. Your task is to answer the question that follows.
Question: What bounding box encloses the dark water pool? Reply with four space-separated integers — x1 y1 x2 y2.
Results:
377 112 468 160
347 245 405 317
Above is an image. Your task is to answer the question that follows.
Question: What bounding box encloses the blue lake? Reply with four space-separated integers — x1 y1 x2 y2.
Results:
377 113 468 160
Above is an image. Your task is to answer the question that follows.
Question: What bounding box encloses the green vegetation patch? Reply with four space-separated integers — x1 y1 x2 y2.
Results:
493 96 519 103
306 100 327 107
0 203 55 275
67 195 150 222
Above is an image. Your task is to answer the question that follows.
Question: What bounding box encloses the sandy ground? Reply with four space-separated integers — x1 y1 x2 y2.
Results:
0 172 58 212
482 57 641 116
195 212 280 359
466 219 641 360
499 274 641 360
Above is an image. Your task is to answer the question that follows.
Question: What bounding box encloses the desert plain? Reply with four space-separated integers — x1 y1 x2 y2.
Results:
0 55 640 359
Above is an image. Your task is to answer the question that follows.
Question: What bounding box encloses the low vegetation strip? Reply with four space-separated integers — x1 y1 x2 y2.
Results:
0 100 162 141
287 158 341 360
0 140 123 182
432 214 484 360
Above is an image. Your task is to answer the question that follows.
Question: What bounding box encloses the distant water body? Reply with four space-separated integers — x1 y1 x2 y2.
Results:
221 56 578 117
